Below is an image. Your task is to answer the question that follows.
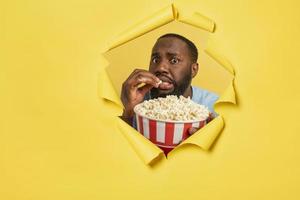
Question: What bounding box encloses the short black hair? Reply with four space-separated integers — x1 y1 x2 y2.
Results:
158 33 198 63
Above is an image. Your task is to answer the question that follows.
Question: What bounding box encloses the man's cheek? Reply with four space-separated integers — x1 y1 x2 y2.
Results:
148 65 157 73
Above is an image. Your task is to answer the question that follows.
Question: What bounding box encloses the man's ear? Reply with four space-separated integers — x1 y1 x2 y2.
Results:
191 63 199 78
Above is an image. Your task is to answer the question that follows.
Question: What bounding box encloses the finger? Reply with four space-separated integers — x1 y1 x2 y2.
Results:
127 69 159 82
124 70 160 90
206 117 212 123
123 69 145 86
134 71 160 83
129 73 160 88
121 71 158 101
126 69 144 80
138 84 154 96
206 113 215 123
188 127 199 135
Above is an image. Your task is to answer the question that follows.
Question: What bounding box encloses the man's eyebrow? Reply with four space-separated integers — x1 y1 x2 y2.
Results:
166 52 179 57
151 52 159 57
151 52 181 57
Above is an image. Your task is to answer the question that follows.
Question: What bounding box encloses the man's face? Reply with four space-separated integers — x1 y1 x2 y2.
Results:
149 37 196 98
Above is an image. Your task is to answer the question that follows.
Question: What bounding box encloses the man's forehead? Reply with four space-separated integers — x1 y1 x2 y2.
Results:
151 37 189 55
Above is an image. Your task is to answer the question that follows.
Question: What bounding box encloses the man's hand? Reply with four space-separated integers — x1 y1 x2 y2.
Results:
121 69 161 121
188 112 215 135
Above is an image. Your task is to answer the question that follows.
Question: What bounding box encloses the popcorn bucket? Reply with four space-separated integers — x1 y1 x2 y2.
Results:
134 112 207 153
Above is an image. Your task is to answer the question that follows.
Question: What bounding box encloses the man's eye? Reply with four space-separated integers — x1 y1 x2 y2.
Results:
170 58 179 64
152 58 159 64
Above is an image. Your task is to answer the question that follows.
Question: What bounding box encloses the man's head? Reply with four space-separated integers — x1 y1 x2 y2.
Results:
149 33 199 98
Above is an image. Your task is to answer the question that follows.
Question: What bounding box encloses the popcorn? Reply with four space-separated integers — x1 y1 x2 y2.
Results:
134 95 210 121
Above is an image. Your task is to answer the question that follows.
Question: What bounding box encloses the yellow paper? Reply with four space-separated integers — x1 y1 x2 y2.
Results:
98 67 123 107
177 5 215 33
116 117 164 165
177 115 224 150
215 78 236 105
108 4 175 50
204 46 236 105
205 46 235 75
3 0 300 199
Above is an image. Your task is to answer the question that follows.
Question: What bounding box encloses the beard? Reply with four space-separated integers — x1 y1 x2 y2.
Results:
150 70 192 99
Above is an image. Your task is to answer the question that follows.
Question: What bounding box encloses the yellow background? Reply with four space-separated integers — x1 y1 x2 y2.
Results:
1 0 300 199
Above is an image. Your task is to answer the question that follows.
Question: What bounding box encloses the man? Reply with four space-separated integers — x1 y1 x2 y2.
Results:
121 33 218 136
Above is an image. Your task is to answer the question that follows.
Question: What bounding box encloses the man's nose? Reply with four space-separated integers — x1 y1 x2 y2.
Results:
156 59 170 73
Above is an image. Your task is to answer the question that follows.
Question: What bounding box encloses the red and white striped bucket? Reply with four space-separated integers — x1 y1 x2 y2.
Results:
135 113 207 152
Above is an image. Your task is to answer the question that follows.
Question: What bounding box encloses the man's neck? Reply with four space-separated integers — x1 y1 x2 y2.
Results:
182 86 192 98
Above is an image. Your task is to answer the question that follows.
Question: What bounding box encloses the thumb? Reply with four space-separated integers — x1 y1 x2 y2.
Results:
138 84 154 96
188 127 199 135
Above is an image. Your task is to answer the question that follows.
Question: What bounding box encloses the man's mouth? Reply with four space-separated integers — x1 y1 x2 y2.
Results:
159 81 173 90
157 75 174 90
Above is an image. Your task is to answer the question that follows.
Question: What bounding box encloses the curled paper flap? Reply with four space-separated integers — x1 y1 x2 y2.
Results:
215 78 236 105
204 47 235 75
178 10 215 33
171 4 178 19
204 46 236 105
177 115 224 150
116 117 164 165
98 67 123 107
108 5 176 50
